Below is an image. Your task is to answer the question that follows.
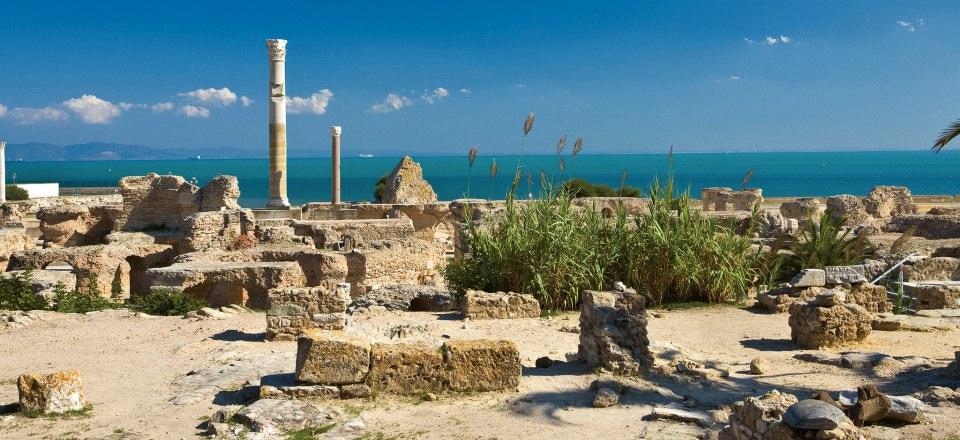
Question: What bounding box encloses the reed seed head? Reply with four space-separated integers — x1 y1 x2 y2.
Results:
468 145 479 168
523 113 535 136
556 134 568 155
573 137 584 156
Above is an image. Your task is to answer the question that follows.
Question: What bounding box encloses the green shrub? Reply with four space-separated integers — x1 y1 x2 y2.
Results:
50 280 120 314
445 174 758 309
133 289 204 316
5 185 28 201
373 175 387 202
560 178 642 198
0 270 48 311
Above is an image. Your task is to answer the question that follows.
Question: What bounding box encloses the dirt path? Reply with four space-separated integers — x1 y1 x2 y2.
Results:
1 306 958 439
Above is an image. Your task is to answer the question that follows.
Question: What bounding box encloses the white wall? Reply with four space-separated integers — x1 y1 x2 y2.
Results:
16 183 60 199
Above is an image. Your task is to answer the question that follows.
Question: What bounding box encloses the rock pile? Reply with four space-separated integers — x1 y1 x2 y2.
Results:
719 390 864 440
758 267 891 314
462 290 541 319
381 156 438 204
578 289 652 374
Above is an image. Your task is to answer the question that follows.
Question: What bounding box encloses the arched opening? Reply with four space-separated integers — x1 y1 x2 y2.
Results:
43 260 74 272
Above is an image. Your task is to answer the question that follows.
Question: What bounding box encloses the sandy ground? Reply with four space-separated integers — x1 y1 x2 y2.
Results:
1 306 960 439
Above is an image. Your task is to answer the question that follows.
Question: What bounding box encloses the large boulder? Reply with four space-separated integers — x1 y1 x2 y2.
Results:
17 370 87 415
381 156 438 204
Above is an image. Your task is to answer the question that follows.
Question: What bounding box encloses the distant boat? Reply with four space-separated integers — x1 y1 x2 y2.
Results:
188 155 202 160
358 153 374 158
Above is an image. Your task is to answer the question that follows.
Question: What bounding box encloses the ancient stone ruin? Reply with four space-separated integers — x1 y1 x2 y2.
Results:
700 187 763 212
578 289 652 374
381 156 438 204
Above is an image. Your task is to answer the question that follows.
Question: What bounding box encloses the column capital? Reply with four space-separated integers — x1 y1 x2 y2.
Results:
0 141 6 149
266 39 287 62
331 126 342 136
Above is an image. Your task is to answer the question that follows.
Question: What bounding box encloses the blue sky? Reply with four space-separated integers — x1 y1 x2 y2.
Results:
0 1 958 154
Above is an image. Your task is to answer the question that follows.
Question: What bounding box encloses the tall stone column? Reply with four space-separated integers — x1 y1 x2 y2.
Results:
266 39 290 208
0 141 6 204
331 126 341 205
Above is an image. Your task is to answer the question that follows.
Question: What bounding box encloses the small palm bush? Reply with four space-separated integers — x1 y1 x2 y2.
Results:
787 212 870 271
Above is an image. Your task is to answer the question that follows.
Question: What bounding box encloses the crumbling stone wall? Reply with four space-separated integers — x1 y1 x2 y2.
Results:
0 228 31 271
826 195 870 227
8 244 173 297
344 239 446 292
292 219 414 250
700 187 763 212
779 198 823 224
578 289 652 374
174 248 347 289
904 257 960 281
37 205 121 247
147 261 306 308
864 186 917 219
266 285 350 341
114 174 240 232
181 209 256 253
462 290 541 319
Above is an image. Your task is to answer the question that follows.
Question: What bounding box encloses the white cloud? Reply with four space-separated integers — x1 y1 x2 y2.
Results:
729 75 741 80
421 87 450 104
62 94 123 124
118 102 135 111
287 89 333 115
368 93 414 114
460 88 471 94
745 35 794 46
897 20 917 32
516 83 527 88
240 96 254 107
0 103 6 117
177 87 238 106
179 105 210 118
151 102 175 112
8 107 69 125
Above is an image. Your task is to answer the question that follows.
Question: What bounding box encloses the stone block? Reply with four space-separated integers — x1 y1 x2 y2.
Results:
462 290 541 320
266 284 350 341
826 195 869 226
441 340 521 392
17 370 87 415
790 269 826 288
295 330 371 385
788 301 873 349
367 343 445 394
825 265 867 284
903 257 960 282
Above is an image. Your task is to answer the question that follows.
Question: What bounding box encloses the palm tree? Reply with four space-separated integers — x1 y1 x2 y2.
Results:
933 119 960 152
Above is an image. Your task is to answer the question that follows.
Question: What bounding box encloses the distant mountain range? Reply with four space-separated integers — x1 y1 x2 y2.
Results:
2 142 426 161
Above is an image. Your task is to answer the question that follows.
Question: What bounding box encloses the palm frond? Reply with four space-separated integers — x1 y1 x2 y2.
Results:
933 118 960 152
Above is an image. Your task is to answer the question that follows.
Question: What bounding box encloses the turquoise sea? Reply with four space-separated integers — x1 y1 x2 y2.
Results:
7 151 960 207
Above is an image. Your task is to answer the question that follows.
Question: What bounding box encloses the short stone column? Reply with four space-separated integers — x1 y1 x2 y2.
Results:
331 126 341 205
266 39 290 208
